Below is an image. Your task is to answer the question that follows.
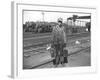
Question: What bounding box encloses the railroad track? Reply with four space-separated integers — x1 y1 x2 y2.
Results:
23 32 91 69
29 46 90 69
24 32 90 38
24 32 90 40
24 37 90 54
24 32 90 49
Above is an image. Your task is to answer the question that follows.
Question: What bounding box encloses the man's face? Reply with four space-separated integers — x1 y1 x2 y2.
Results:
58 21 62 27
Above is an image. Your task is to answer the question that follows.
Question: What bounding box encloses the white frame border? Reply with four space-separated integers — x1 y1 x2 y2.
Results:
11 1 97 79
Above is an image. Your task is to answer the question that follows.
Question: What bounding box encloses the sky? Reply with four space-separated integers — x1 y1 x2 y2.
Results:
23 10 91 24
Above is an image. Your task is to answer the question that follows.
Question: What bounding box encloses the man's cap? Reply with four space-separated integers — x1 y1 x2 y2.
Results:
57 18 63 22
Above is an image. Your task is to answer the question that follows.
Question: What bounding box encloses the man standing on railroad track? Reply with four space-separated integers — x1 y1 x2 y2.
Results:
51 18 68 67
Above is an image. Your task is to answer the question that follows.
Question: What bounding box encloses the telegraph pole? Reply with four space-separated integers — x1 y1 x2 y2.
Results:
42 11 44 22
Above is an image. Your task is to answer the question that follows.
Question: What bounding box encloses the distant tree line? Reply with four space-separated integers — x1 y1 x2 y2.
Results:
23 21 91 33
23 21 57 33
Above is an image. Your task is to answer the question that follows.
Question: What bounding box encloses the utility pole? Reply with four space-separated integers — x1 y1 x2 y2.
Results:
42 11 44 22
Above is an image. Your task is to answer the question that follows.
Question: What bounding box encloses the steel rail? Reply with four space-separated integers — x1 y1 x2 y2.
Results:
24 33 90 49
24 37 90 53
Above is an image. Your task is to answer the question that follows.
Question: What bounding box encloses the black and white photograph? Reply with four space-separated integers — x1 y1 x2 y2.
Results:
0 0 99 79
10 2 97 78
23 10 91 69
